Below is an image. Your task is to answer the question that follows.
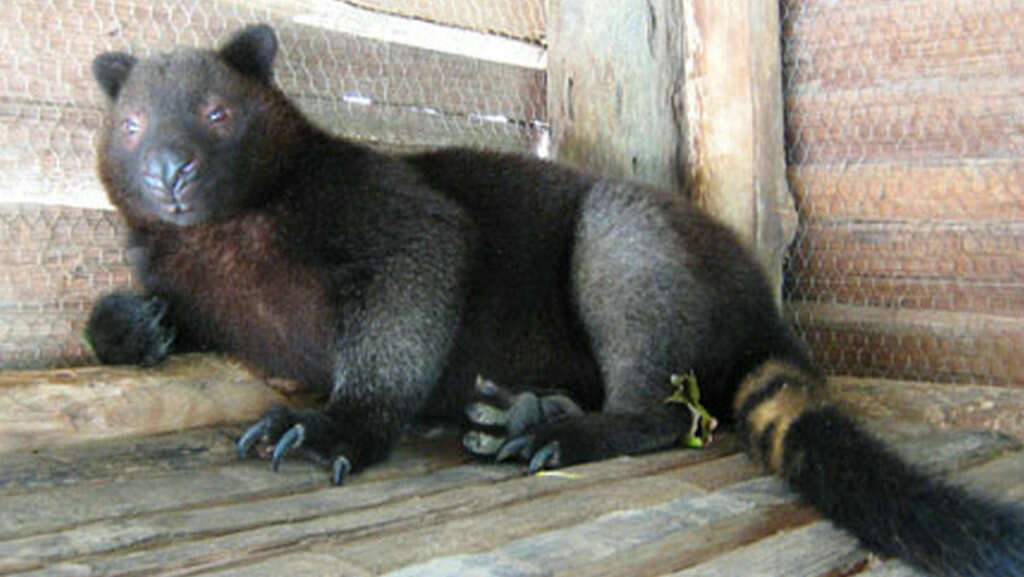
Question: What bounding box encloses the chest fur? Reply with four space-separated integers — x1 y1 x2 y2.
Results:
144 215 334 385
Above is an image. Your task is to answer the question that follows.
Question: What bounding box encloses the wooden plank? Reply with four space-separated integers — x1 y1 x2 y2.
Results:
194 551 373 577
376 478 792 577
665 521 865 577
858 562 929 577
0 461 326 543
45 444 741 576
783 0 1024 91
787 276 1024 319
0 463 517 572
3 430 1011 576
345 0 546 43
788 161 1024 222
785 77 1024 164
308 430 1013 575
786 222 1024 316
0 354 292 453
829 377 1024 440
0 426 254 495
359 430 1019 577
332 461 766 576
0 429 469 538
789 303 1024 387
790 222 1024 282
554 503 819 577
955 451 1024 501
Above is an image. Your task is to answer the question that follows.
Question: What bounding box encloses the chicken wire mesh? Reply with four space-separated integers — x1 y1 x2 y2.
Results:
0 0 547 369
780 0 1023 387
2 0 1020 390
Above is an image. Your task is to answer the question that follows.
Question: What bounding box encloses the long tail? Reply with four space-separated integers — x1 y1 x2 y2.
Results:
734 359 1024 577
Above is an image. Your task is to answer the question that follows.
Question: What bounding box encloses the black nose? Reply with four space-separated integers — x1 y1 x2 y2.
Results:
143 148 199 200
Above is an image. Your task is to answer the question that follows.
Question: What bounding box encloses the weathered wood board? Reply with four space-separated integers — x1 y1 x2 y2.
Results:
789 303 1024 388
0 424 1017 576
0 355 292 453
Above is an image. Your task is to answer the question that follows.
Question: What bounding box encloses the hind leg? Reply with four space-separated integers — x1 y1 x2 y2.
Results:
473 183 715 470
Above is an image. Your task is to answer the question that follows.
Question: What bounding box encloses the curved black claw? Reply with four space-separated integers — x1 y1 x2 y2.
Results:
496 435 533 463
331 456 352 486
237 418 269 459
270 424 306 472
528 441 561 474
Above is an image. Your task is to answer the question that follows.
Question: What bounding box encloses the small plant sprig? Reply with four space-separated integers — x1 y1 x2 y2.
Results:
664 371 718 448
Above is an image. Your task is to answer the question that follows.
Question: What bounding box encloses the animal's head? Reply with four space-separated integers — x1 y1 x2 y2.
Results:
93 24 300 227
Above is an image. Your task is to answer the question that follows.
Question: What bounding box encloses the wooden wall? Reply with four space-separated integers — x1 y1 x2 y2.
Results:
782 0 1024 388
0 0 546 369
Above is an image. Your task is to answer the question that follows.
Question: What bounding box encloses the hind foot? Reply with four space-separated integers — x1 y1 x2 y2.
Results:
461 376 584 463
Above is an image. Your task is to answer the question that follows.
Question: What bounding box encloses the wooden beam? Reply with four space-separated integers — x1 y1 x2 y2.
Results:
546 0 687 192
547 0 796 302
680 0 796 303
0 354 294 453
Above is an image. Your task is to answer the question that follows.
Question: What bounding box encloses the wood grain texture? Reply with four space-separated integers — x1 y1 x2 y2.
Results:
0 424 1017 576
23 444 740 575
789 303 1024 388
679 0 797 302
548 0 795 302
0 354 291 452
829 376 1024 439
783 0 1024 91
788 161 1024 222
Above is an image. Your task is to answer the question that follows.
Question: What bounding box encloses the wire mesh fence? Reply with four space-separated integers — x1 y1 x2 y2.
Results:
0 0 547 369
780 0 1023 386
1 0 1020 390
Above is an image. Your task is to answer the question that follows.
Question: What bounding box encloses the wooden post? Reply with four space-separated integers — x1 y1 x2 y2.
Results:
548 0 796 302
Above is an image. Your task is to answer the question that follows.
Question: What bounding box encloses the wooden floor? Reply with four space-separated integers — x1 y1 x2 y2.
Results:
0 422 1021 577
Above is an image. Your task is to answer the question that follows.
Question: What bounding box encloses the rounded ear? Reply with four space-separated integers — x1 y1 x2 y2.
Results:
92 52 138 100
220 24 278 82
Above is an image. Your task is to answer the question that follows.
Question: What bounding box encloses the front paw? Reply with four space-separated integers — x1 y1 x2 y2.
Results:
85 292 176 366
236 405 354 486
461 376 583 464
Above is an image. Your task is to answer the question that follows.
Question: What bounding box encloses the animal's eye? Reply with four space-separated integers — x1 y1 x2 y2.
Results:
207 106 229 125
122 117 140 135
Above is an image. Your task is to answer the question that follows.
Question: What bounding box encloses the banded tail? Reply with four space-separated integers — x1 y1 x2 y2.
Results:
734 360 1024 577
